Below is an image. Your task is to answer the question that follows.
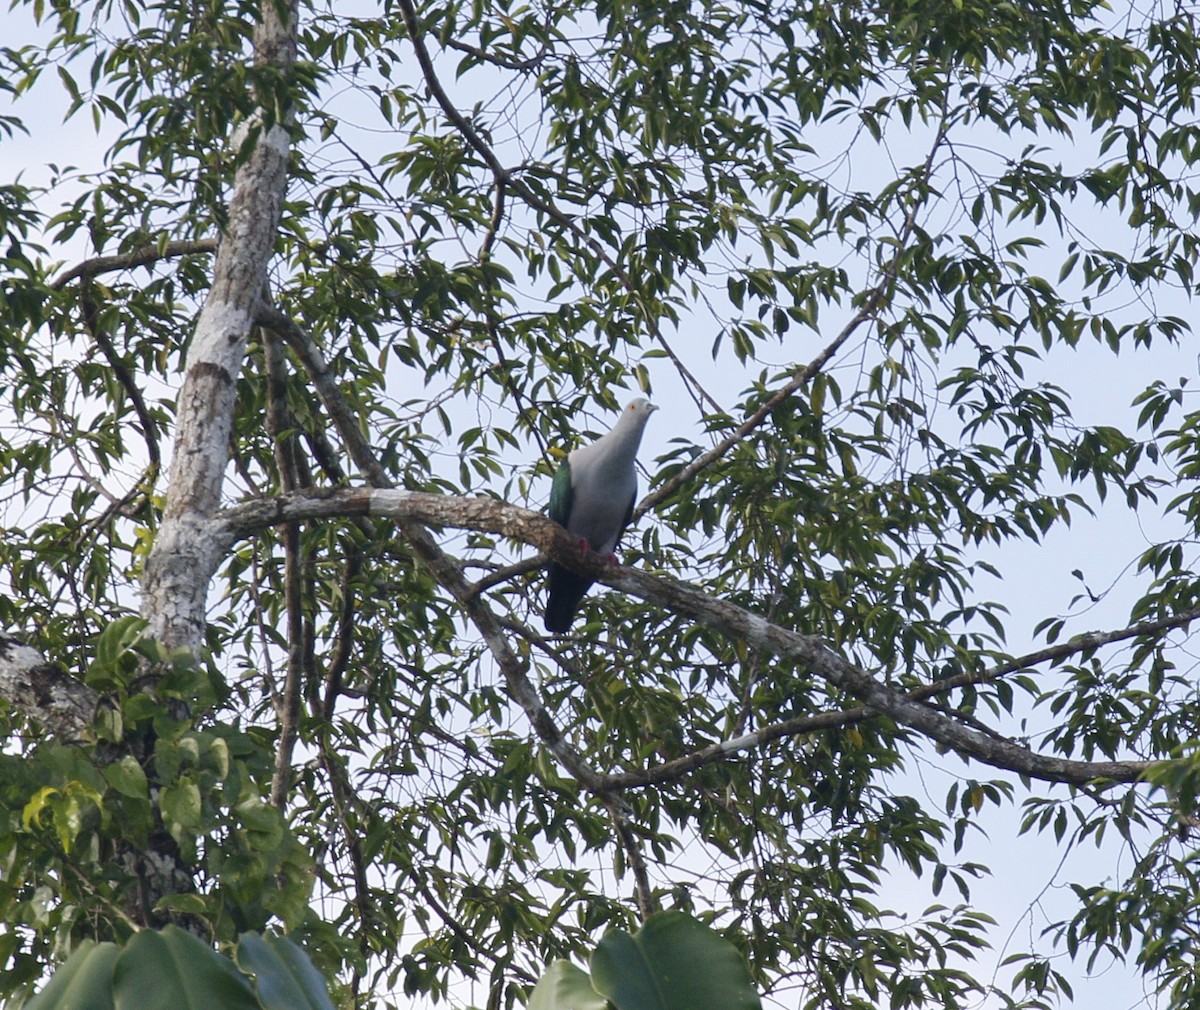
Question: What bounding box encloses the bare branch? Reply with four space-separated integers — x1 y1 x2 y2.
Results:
480 177 506 263
443 35 549 72
50 238 218 289
466 555 543 597
320 551 362 721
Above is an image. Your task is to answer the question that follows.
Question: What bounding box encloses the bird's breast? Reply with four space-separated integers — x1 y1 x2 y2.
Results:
567 466 635 555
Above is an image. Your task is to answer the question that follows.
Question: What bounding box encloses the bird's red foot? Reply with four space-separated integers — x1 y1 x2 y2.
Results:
577 536 592 552
605 553 618 566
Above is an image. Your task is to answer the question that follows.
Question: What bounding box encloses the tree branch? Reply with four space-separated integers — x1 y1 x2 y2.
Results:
265 329 308 810
50 238 218 289
908 606 1200 704
257 305 392 488
443 35 549 72
635 114 952 519
141 0 297 656
125 0 298 933
79 286 162 472
217 489 1175 788
607 798 657 918
393 0 722 416
0 636 99 740
259 308 615 796
314 734 376 982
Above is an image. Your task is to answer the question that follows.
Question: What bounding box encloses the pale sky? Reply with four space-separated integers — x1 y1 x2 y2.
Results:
3 3 1199 1009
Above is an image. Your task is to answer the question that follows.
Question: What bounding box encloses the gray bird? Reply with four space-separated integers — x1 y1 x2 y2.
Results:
544 398 658 632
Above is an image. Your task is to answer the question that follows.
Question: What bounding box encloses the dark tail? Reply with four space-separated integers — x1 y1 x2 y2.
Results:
544 562 593 632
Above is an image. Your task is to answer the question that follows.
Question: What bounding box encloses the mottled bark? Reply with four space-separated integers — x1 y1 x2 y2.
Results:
0 637 98 739
141 5 298 655
125 0 300 927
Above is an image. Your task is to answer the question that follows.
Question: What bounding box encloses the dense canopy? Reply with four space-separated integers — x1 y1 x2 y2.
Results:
3 0 1200 1008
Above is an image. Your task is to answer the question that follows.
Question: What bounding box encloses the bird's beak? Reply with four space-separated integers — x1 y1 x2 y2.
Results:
648 403 660 413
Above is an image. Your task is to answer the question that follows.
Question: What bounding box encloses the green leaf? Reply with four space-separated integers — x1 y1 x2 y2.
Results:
235 932 336 1010
237 796 285 851
527 960 609 1010
590 913 761 1010
103 756 148 799
53 789 88 852
159 780 202 832
22 786 59 831
26 940 120 1010
111 927 258 1010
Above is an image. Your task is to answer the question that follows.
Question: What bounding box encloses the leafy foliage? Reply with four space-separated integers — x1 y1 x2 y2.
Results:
531 911 760 1010
2 0 1200 1008
23 928 334 1010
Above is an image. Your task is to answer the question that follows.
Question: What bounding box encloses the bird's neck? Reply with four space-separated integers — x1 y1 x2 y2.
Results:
580 415 646 464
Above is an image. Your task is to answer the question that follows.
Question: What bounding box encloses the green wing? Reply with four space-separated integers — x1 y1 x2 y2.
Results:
549 458 573 527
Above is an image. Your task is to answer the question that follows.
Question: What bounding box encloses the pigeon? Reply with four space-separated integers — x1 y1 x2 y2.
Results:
544 398 658 632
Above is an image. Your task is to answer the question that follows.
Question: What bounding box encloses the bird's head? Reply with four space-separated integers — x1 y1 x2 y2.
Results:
625 397 659 419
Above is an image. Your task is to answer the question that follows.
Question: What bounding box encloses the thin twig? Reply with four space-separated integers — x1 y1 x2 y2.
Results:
80 287 162 471
411 873 539 984
316 736 377 975
265 330 307 810
634 114 953 519
393 0 721 416
467 555 543 598
444 35 549 72
908 603 1200 705
321 552 363 722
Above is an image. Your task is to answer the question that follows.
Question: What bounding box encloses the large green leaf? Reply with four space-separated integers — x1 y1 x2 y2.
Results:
111 926 258 1010
527 960 609 1010
235 932 335 1010
25 940 119 1010
589 913 760 1010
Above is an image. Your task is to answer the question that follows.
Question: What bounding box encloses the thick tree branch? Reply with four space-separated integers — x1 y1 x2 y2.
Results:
259 309 613 795
218 490 1177 788
141 3 297 655
0 637 99 739
113 0 298 932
